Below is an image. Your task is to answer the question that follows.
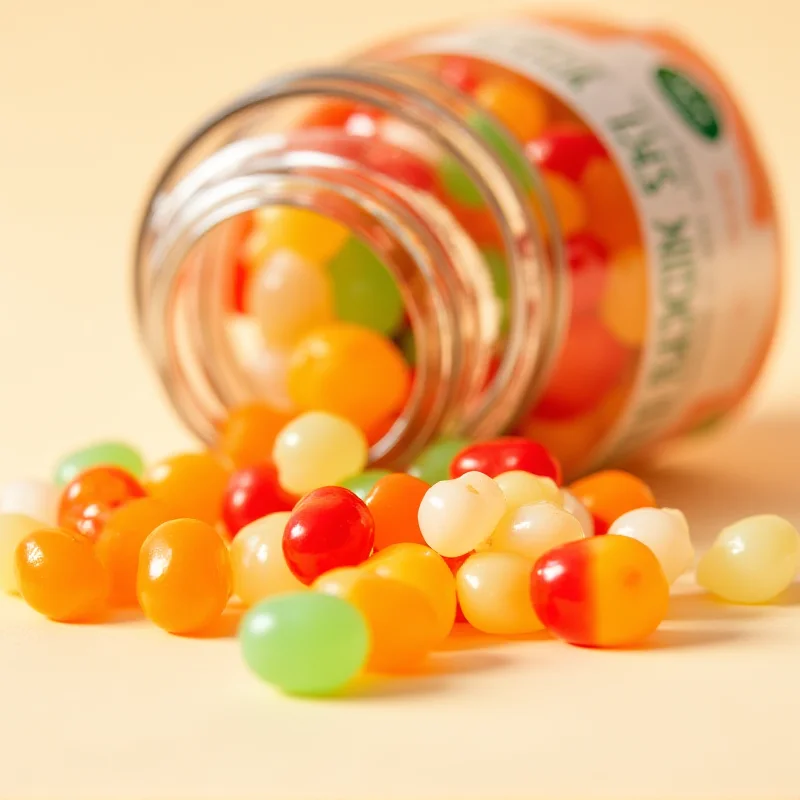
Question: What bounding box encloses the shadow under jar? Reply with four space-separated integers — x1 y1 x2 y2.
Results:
135 14 781 479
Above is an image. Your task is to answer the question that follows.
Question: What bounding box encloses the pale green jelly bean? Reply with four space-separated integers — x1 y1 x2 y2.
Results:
436 156 485 209
328 238 404 337
469 113 535 192
408 438 470 485
54 442 145 486
482 248 510 335
339 469 393 501
240 592 369 696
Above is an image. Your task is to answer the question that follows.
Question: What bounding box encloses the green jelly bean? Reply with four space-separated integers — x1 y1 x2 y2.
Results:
408 438 471 485
468 113 535 192
436 156 485 209
240 593 369 696
54 442 145 486
328 237 404 337
482 248 510 335
339 469 393 501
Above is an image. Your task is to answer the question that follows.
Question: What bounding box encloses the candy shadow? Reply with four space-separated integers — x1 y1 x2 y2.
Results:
622 626 745 651
436 624 549 652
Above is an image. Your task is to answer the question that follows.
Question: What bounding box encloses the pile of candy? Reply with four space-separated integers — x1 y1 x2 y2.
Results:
1 418 798 698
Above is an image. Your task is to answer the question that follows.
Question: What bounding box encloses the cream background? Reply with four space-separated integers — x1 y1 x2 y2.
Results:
1 1 800 798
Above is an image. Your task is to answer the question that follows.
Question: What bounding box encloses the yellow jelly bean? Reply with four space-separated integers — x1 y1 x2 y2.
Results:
696 515 800 604
0 514 46 594
474 78 548 142
456 551 544 635
485 501 584 560
494 471 562 511
601 246 648 346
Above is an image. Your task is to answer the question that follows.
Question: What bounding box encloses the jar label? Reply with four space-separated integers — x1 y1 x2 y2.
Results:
401 18 779 464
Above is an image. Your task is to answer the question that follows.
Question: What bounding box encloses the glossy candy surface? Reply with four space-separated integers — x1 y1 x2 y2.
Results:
230 512 304 606
314 567 438 671
531 535 669 647
418 472 506 558
696 515 800 604
569 470 656 535
221 465 295 537
137 519 231 634
144 452 230 526
273 412 368 496
0 514 47 593
219 403 293 469
94 498 178 607
561 489 595 538
283 487 375 584
16 527 109 622
457 551 543 635
54 442 144 487
408 438 470 485
486 501 584 561
366 473 429 551
339 470 393 501
366 543 455 639
494 471 562 511
240 592 369 696
451 437 561 484
58 466 146 542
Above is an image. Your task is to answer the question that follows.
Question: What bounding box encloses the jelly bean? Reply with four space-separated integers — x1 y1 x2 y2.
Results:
531 535 669 647
339 469 393 501
581 159 641 251
16 527 109 622
144 452 230 526
327 237 404 336
526 124 607 182
408 437 470 485
601 246 648 346
0 514 45 594
569 470 656 535
457 551 543 635
494 470 562 511
273 411 368 496
297 99 363 129
366 473 429 551
219 403 293 470
249 349 296 414
436 156 484 209
538 171 587 238
418 471 506 558
314 567 438 671
534 316 629 420
451 437 561 484
696 515 800 604
221 465 295 537
283 486 375 584
58 466 146 542
288 322 410 432
137 518 231 634
474 77 548 142
366 543 456 639
561 489 595 538
483 248 510 334
0 479 59 525
248 250 334 349
94 498 178 607
240 592 369 696
362 140 437 191
486 501 584 560
520 413 601 478
609 507 693 585
469 114 534 190
565 233 608 317
230 512 304 606
54 442 144 487
248 207 349 267
438 55 481 93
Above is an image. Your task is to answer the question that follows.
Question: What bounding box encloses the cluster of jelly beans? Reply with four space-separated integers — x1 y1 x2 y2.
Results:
2 415 798 698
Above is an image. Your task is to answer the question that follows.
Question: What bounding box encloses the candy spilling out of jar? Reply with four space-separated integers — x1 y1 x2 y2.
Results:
2 417 799 698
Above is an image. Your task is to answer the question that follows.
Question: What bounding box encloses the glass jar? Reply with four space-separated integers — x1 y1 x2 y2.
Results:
135 13 780 479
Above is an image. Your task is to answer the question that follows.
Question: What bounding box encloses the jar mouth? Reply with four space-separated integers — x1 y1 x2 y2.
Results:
135 65 566 465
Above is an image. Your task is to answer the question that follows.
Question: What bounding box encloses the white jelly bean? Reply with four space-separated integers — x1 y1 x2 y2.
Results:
561 489 595 537
495 471 562 511
418 471 506 558
0 479 59 525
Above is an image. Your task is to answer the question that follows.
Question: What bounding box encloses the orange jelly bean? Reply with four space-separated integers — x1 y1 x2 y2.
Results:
218 403 293 469
137 518 232 634
569 469 656 535
313 567 438 672
57 466 146 542
288 322 411 433
531 535 669 647
94 498 178 607
143 452 230 526
365 473 429 551
16 527 109 622
581 159 642 252
474 77 548 142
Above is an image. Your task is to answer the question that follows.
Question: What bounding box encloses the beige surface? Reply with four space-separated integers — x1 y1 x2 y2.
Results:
2 0 800 798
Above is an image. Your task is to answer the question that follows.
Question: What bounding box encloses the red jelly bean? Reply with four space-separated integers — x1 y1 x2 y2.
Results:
450 437 562 485
364 140 436 191
283 486 375 584
222 464 296 537
439 55 481 93
526 124 607 182
566 233 608 317
58 466 147 542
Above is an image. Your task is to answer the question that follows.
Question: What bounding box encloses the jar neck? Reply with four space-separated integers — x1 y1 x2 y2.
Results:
135 63 566 465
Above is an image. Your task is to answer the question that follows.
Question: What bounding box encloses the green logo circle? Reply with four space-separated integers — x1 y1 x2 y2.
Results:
655 67 722 142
